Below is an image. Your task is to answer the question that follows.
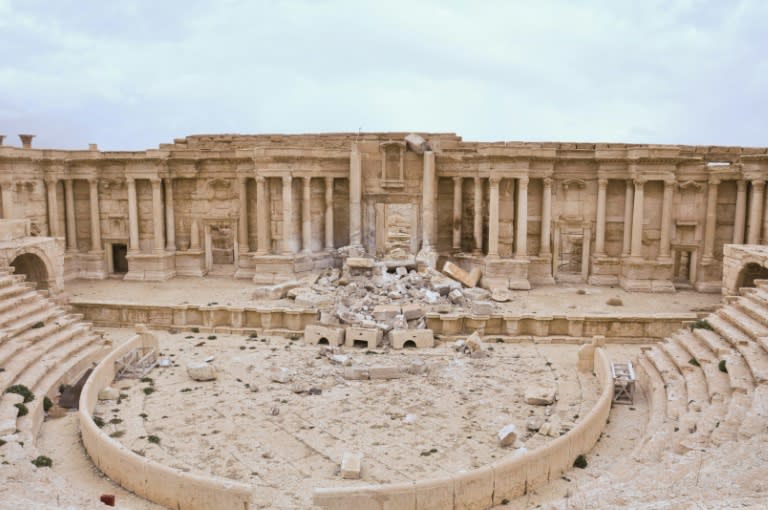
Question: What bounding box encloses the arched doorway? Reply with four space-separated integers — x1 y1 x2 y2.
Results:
10 253 49 290
736 262 768 290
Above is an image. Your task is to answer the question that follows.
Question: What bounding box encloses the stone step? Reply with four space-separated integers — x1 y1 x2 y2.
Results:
0 316 79 369
0 283 32 302
632 355 674 462
708 313 752 347
0 298 49 331
644 346 687 421
742 286 768 307
16 335 109 442
0 290 41 316
711 391 753 445
734 296 768 328
1 306 67 341
706 315 768 383
718 306 768 340
0 323 89 390
0 273 24 289
692 328 754 394
672 330 731 402
6 315 79 352
661 339 710 410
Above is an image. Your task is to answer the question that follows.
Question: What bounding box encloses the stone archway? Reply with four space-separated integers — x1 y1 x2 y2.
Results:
735 262 768 290
10 252 49 290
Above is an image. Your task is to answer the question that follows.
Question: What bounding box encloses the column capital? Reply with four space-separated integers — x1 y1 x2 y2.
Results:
282 174 292 184
452 176 463 183
542 177 553 188
751 179 765 190
489 176 501 186
255 174 266 184
708 176 721 186
633 177 647 186
598 177 608 188
303 175 312 184
125 176 135 184
44 176 58 185
737 179 747 191
87 177 99 185
518 176 529 186
664 178 676 188
149 176 161 185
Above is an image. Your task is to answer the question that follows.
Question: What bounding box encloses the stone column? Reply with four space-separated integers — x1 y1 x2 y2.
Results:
126 178 139 252
622 180 634 256
302 176 312 253
473 177 483 254
349 145 362 248
540 178 552 256
747 180 764 244
150 178 165 252
88 178 102 252
255 176 269 254
452 177 462 252
0 181 13 219
164 177 176 251
282 175 294 254
659 180 675 259
594 178 608 256
325 177 334 251
238 176 248 254
64 178 77 252
515 177 529 258
733 180 747 244
702 177 719 262
630 178 645 258
45 178 60 237
487 177 500 258
422 151 436 250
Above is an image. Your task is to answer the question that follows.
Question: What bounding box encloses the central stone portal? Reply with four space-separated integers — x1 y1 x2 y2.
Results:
375 203 418 262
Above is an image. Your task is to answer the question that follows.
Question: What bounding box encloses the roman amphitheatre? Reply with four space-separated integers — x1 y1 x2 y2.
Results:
0 131 767 509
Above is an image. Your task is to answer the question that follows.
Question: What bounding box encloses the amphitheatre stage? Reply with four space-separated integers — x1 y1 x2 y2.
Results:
1 132 768 509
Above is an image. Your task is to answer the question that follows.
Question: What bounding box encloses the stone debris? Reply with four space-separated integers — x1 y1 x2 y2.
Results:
368 365 403 380
498 423 518 447
340 451 363 479
98 387 120 401
526 416 544 432
187 362 218 381
442 261 482 288
268 367 293 384
490 288 513 302
525 385 558 406
343 366 369 380
465 331 483 353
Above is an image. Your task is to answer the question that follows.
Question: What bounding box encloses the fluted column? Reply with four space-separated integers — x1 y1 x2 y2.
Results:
747 180 764 244
421 151 436 250
64 178 77 252
88 178 102 252
45 178 60 238
594 178 608 256
452 177 462 252
282 175 294 254
126 178 139 252
150 178 164 252
630 178 645 258
349 145 362 248
164 177 176 251
255 176 269 254
324 177 334 251
473 177 482 254
622 180 634 256
702 177 719 262
659 180 675 260
238 176 248 254
0 181 13 219
302 176 311 253
515 177 529 258
539 178 552 256
733 180 747 244
487 177 500 258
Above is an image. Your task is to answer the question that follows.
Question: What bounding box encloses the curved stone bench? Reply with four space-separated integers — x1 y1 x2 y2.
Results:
79 331 254 510
312 348 614 510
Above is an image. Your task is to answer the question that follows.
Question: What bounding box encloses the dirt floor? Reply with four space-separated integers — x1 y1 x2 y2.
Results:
67 277 721 316
90 330 601 509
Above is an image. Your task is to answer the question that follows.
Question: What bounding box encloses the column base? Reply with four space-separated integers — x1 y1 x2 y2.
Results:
174 250 205 277
618 256 675 293
528 255 555 286
79 251 107 279
454 254 531 290
125 251 176 281
251 253 316 285
588 255 621 286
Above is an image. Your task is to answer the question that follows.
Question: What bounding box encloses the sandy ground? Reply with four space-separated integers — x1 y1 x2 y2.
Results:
93 330 600 509
66 277 721 315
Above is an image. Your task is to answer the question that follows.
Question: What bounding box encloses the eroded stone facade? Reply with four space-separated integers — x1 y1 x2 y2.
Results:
1 132 767 292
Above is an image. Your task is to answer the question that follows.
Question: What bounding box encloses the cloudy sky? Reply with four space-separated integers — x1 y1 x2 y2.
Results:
1 0 766 150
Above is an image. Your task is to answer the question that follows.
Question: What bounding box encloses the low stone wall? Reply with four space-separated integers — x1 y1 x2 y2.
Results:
70 300 318 334
313 347 614 509
79 333 253 510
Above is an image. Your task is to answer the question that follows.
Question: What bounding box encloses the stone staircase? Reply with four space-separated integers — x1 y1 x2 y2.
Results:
0 269 111 443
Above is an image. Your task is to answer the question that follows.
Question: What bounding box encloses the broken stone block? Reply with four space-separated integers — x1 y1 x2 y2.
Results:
448 288 464 304
345 327 383 348
404 357 428 375
368 366 403 380
526 417 544 432
463 287 491 301
490 288 512 302
343 366 370 380
295 292 334 308
465 331 483 352
373 304 400 321
430 274 462 295
395 266 408 277
98 387 120 401
346 257 375 269
471 301 494 315
304 324 345 346
392 314 408 330
525 385 557 406
442 261 482 288
498 424 518 447
401 303 424 321
252 280 300 300
268 367 293 384
389 329 435 349
341 451 363 479
187 362 218 381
